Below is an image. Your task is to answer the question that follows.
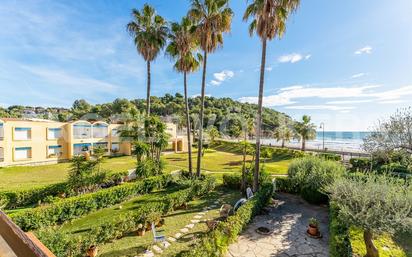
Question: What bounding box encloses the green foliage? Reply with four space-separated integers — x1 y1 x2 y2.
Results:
10 175 173 231
318 152 342 161
350 157 371 172
325 173 412 235
35 177 216 257
329 203 353 257
222 169 271 191
181 183 274 256
274 177 300 194
288 156 345 204
135 158 164 178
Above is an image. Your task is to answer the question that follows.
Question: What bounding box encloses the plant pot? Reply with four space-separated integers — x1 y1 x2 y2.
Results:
86 245 98 257
145 223 152 232
137 229 145 236
156 219 165 228
308 224 319 236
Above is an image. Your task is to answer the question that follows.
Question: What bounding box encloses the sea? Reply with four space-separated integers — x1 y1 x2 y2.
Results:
261 131 371 153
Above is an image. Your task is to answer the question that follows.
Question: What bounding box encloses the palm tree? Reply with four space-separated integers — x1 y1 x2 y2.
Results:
244 0 300 191
274 118 294 148
294 115 316 151
188 0 233 177
166 17 202 174
127 4 169 116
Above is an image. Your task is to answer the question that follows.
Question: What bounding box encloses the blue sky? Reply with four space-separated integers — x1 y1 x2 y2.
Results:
0 0 411 131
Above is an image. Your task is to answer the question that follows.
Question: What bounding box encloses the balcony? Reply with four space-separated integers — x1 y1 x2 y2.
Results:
14 127 31 141
93 123 108 139
73 143 91 155
0 147 3 162
73 123 92 139
0 123 3 141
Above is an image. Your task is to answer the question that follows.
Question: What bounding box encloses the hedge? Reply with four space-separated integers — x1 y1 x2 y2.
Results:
181 182 274 256
0 172 128 210
329 203 352 257
318 152 342 161
349 157 371 172
36 177 216 257
10 174 173 231
274 177 299 194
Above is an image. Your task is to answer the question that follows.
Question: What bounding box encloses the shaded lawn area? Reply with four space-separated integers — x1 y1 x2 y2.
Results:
163 149 291 176
0 156 137 191
59 185 241 257
350 227 412 257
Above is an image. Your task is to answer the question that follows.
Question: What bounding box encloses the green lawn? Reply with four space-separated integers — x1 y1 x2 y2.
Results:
0 156 137 191
0 149 292 191
350 227 412 257
59 185 241 257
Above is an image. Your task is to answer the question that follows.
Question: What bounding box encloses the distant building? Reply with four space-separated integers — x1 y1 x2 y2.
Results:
0 118 187 167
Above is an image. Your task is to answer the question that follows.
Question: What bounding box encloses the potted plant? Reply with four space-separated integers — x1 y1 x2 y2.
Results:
86 245 98 257
156 218 165 228
308 217 319 236
136 224 145 236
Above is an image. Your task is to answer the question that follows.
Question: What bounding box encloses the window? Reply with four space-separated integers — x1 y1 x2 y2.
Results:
93 142 108 152
93 124 108 138
14 127 31 140
48 128 62 140
14 147 32 160
73 123 91 139
48 145 62 158
111 143 120 154
0 147 4 162
111 128 119 137
0 123 4 140
73 143 91 155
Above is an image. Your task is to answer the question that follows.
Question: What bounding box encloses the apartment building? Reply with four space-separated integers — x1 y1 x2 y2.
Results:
0 118 187 167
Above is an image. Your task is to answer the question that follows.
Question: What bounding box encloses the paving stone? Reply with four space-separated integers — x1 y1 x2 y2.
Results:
180 228 189 233
162 241 171 249
191 219 200 223
174 233 182 238
194 215 203 219
167 237 176 242
185 223 195 229
142 250 155 257
152 245 163 254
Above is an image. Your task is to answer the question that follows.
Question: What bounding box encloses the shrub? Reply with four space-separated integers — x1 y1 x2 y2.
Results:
36 177 216 257
318 152 342 161
222 174 241 190
329 203 352 257
274 177 299 194
181 183 274 256
379 163 410 174
350 158 371 172
135 158 164 178
10 175 173 231
325 173 412 257
288 156 345 204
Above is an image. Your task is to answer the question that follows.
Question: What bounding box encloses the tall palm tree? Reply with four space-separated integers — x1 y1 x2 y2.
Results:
188 0 233 177
294 115 316 151
127 4 169 116
244 0 300 191
166 17 202 174
274 125 294 148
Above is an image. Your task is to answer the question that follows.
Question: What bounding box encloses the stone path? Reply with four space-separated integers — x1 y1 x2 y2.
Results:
227 193 330 257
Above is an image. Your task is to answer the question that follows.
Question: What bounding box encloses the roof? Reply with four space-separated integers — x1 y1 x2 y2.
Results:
0 118 59 123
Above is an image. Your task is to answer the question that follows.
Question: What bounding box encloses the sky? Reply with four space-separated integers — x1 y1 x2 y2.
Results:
0 0 411 131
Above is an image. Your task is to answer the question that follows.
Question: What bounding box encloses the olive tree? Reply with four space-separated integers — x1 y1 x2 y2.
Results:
325 173 412 257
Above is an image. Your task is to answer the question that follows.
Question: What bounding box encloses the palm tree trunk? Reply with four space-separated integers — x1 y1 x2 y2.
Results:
282 139 285 148
184 72 193 174
196 50 208 177
302 139 306 151
254 38 267 192
364 230 379 257
241 132 247 192
146 61 151 116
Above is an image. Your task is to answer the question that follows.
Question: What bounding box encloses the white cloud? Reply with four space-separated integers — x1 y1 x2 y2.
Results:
355 46 373 55
285 105 355 111
278 53 311 64
378 100 406 104
209 70 234 86
266 67 273 71
239 84 412 108
351 73 365 78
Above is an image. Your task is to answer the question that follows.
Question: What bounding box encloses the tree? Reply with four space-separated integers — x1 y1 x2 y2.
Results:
71 99 91 119
274 124 294 148
244 0 300 191
364 107 412 156
207 126 220 144
188 0 233 177
166 17 202 174
294 115 316 151
325 173 412 257
127 4 169 115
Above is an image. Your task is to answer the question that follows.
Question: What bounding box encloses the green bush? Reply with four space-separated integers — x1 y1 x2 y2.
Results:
379 162 410 174
36 177 216 257
274 177 299 194
288 156 345 204
329 203 353 257
318 152 342 161
181 183 274 256
222 174 242 189
350 157 371 172
10 175 173 231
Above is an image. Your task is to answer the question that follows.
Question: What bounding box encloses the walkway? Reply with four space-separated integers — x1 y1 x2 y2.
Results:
227 193 330 257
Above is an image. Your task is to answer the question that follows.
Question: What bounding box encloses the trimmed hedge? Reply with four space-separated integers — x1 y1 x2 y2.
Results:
36 177 216 257
329 203 353 257
181 182 274 256
274 177 299 194
318 152 342 161
10 174 173 231
349 157 371 172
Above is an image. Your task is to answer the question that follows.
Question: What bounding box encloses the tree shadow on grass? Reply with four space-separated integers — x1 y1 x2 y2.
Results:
394 231 412 256
99 245 148 257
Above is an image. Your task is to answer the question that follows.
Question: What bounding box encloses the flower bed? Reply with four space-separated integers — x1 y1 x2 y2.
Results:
35 177 216 257
181 182 274 256
10 174 173 231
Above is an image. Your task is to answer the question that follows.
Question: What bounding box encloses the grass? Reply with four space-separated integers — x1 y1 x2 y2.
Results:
0 156 137 191
0 147 292 191
350 227 412 257
59 185 241 257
